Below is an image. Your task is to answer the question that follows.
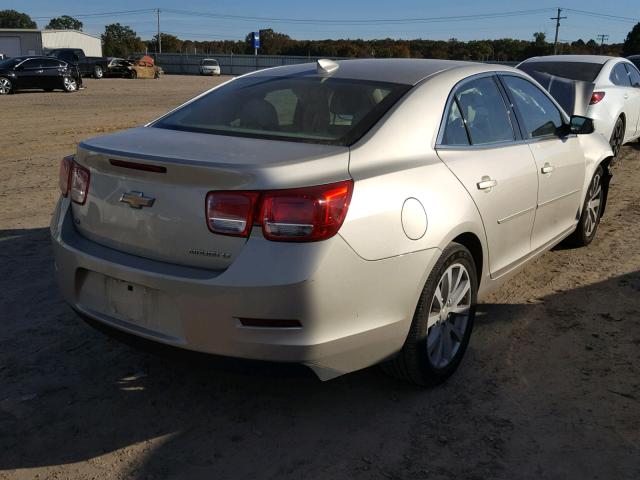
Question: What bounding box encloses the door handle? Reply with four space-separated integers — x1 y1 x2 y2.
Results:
541 163 554 174
477 176 497 191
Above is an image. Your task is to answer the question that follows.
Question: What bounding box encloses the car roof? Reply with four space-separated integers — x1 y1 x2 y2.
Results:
247 58 504 85
522 55 616 65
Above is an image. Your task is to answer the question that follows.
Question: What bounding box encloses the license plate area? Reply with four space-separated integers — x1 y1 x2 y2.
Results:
106 278 150 325
76 270 183 340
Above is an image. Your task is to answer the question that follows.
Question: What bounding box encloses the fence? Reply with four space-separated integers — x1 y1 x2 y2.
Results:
144 53 346 76
142 53 517 76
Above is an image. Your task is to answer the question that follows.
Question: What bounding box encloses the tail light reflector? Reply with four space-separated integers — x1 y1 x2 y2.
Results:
206 191 259 237
70 162 90 205
204 180 354 242
589 91 605 105
58 156 73 196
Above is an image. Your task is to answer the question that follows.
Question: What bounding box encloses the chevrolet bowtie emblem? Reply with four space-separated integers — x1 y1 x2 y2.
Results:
119 191 155 209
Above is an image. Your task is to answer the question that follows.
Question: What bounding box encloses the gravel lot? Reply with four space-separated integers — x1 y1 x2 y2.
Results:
1 76 639 480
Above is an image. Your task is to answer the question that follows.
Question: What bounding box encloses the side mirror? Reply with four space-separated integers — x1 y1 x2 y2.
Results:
569 115 595 135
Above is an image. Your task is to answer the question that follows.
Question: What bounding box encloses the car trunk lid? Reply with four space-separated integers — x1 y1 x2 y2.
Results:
71 126 350 270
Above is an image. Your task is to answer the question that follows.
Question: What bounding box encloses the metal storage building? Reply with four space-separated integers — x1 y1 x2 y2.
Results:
0 29 102 58
42 30 102 57
0 29 43 57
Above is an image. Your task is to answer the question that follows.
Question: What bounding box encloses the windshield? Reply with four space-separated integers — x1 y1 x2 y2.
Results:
0 58 21 69
202 60 218 66
518 61 603 83
153 75 411 145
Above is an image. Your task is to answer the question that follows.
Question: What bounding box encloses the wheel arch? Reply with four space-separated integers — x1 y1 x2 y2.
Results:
451 232 484 285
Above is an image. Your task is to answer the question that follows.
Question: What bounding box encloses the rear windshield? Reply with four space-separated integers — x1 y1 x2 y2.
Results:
518 61 603 83
202 60 218 66
153 75 411 145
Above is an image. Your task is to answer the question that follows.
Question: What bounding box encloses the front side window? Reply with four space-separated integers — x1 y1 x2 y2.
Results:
451 76 515 145
21 59 41 70
610 63 631 87
153 75 410 145
502 75 564 139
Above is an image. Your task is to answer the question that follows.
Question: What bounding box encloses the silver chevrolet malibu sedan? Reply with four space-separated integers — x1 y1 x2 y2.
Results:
51 59 613 385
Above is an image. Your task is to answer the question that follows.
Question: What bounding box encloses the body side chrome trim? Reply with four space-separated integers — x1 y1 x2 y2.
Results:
537 188 581 208
497 206 536 224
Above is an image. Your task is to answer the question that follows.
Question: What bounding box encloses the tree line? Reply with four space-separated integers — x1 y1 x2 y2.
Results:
1 9 639 60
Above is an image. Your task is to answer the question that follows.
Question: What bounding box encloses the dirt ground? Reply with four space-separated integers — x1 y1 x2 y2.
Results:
1 76 639 480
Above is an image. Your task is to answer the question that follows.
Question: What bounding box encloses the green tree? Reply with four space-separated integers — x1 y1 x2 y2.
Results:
0 9 37 28
102 23 145 57
46 15 83 31
146 33 182 53
622 22 640 56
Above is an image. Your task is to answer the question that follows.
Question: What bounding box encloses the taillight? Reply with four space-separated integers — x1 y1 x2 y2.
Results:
260 181 353 241
204 180 354 242
58 156 73 196
590 91 605 105
206 191 259 237
69 162 90 205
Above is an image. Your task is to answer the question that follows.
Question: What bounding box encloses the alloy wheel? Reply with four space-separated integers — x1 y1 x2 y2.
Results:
63 77 77 92
426 263 472 369
0 78 11 94
610 120 624 158
584 171 602 238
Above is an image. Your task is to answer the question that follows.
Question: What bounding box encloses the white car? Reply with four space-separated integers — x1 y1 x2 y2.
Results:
518 55 640 158
199 58 221 76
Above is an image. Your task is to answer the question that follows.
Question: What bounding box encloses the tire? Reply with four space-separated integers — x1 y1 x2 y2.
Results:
94 66 103 79
610 116 624 160
62 76 78 92
566 165 605 247
383 243 477 386
0 76 13 94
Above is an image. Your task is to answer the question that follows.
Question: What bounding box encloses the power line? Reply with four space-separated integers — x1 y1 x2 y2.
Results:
161 7 555 26
31 9 155 20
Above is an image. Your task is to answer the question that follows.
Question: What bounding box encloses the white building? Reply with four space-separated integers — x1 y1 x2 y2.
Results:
0 29 102 58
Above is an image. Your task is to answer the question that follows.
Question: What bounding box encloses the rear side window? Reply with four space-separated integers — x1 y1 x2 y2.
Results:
442 101 470 146
624 63 640 87
452 77 515 145
502 75 563 138
610 63 631 86
41 58 61 68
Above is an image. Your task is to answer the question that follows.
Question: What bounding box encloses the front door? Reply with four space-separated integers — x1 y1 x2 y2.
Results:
436 75 539 277
500 74 586 251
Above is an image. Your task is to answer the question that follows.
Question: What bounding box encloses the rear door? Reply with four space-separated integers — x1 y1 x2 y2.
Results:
436 74 539 277
499 74 585 251
623 63 640 136
609 62 639 141
39 58 63 89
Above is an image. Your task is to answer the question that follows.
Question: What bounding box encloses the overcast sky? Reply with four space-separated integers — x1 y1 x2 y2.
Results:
4 0 639 43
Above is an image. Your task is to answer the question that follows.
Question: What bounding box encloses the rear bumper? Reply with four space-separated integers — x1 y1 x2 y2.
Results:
51 197 439 380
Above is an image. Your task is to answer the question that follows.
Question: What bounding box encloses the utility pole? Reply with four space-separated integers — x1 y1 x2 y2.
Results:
156 8 161 54
550 8 567 55
597 34 609 53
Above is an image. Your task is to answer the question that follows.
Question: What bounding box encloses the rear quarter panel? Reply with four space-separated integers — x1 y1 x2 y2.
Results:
340 70 488 263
